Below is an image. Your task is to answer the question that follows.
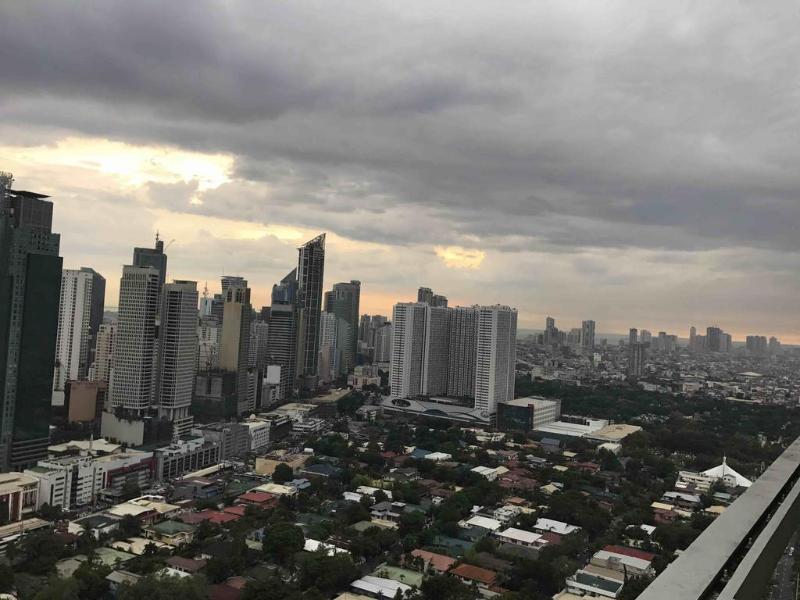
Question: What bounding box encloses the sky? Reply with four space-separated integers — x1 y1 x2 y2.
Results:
2 1 799 342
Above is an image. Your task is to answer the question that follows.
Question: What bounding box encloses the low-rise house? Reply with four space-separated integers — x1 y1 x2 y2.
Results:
409 549 456 573
565 570 624 598
351 575 411 599
533 518 580 537
165 556 207 575
493 527 548 556
144 519 196 546
587 546 656 582
450 563 498 590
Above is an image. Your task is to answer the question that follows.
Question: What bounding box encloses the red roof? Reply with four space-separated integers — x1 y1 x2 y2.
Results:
540 531 562 545
223 505 247 517
181 509 241 525
603 545 656 562
450 563 497 585
410 549 457 573
237 491 276 505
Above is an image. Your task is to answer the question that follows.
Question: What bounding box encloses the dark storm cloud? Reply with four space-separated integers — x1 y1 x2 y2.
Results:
2 0 800 257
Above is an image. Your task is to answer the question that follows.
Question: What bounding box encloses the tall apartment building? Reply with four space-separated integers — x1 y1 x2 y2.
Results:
0 175 63 469
374 322 393 364
474 306 517 416
328 281 360 374
52 267 105 406
219 283 253 415
628 328 638 345
422 306 450 396
418 286 448 307
390 302 516 417
318 312 349 384
90 322 116 384
390 303 428 399
448 307 477 398
706 326 723 352
629 342 645 377
109 266 160 414
580 320 596 350
295 234 325 391
266 270 298 401
155 281 198 439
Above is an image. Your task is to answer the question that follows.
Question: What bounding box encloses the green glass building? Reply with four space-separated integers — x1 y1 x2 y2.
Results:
0 173 62 470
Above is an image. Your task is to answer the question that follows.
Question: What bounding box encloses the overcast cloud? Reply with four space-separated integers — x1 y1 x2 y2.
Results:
2 0 799 340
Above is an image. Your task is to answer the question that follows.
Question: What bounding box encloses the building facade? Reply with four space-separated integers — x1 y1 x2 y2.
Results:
0 175 63 470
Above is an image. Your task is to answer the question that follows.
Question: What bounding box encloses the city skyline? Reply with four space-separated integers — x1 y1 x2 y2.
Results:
2 2 800 343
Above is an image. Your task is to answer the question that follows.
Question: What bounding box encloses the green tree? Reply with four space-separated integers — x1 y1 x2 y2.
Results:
272 463 294 484
33 576 80 600
415 574 475 600
118 574 209 600
262 522 304 564
0 562 14 592
296 553 360 595
73 559 112 599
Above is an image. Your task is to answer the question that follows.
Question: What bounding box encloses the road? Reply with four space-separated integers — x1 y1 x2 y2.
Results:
767 531 798 600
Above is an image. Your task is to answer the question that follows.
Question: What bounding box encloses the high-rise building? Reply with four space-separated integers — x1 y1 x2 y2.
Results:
91 322 116 384
706 326 723 352
544 316 557 345
580 320 596 350
155 280 198 439
448 306 477 398
640 330 652 344
318 312 348 384
629 342 645 377
0 175 63 469
421 306 450 396
628 328 638 346
52 267 106 406
474 305 517 417
266 270 298 401
133 237 167 299
329 281 361 374
390 301 516 418
769 336 781 355
374 322 393 365
390 303 428 399
689 326 697 351
295 234 325 391
417 286 448 307
109 266 160 414
219 283 253 415
745 335 768 356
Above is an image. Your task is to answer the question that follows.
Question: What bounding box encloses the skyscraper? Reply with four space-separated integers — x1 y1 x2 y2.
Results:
474 305 517 417
706 326 722 352
544 316 557 345
109 266 160 414
689 326 697 351
390 301 516 418
133 236 168 299
580 320 596 350
640 330 652 344
421 305 450 396
219 283 252 415
0 174 63 469
629 342 645 377
418 286 448 307
374 322 393 364
628 328 638 346
155 280 198 439
266 270 298 401
329 280 361 374
390 303 428 399
91 322 116 384
318 312 347 384
295 234 325 391
447 306 477 398
52 267 105 406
